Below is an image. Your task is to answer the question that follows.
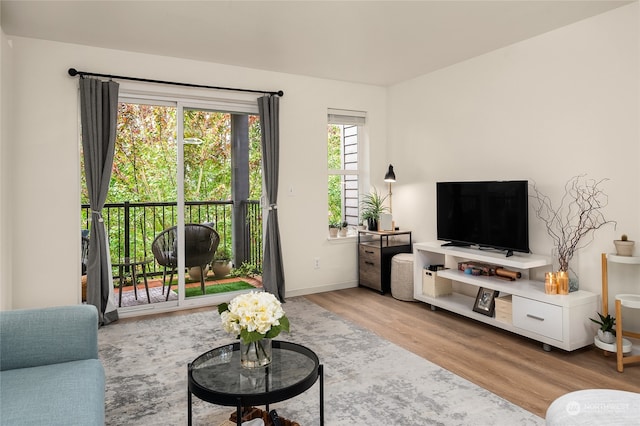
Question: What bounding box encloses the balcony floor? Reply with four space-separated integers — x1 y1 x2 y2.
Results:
114 273 262 307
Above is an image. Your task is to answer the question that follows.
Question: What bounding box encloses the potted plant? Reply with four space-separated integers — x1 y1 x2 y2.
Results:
590 312 616 344
614 234 635 256
360 187 389 231
328 221 339 238
339 221 349 237
211 246 233 278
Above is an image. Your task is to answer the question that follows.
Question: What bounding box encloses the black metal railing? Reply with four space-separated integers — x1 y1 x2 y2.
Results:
81 200 262 276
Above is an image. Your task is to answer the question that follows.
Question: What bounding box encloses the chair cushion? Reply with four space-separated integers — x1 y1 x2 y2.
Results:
0 360 105 426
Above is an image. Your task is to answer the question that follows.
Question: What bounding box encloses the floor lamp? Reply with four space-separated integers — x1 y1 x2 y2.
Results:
384 164 396 214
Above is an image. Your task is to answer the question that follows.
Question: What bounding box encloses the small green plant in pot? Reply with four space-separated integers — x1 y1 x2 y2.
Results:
328 221 340 238
590 312 616 344
613 234 635 256
212 246 233 278
360 187 388 231
339 221 349 237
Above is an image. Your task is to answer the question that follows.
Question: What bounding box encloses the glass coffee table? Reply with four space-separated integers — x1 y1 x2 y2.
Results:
188 340 324 426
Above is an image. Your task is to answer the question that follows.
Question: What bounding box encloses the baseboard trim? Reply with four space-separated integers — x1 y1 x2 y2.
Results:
285 281 357 298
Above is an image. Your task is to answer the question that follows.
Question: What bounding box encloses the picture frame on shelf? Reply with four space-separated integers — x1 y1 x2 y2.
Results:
473 287 500 316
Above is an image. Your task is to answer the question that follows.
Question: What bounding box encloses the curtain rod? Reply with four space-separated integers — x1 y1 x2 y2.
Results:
67 68 284 97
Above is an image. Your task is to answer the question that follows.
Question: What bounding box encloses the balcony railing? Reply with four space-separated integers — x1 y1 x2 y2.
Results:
81 200 262 276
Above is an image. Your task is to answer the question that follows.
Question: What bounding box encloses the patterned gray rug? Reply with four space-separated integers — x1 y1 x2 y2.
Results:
98 297 543 425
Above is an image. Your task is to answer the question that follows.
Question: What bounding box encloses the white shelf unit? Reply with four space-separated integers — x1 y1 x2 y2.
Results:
413 241 598 351
600 253 640 371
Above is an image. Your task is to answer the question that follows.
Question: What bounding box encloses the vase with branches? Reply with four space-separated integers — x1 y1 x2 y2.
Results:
529 175 615 290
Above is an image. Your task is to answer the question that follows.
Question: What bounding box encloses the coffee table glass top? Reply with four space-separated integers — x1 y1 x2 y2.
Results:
189 340 319 406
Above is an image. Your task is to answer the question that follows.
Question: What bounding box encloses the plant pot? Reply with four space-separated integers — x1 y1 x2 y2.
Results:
597 329 616 344
188 265 209 281
339 228 348 237
614 240 635 256
367 218 378 231
211 260 232 278
329 228 338 238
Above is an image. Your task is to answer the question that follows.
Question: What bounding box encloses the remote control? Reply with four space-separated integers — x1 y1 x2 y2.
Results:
268 409 282 426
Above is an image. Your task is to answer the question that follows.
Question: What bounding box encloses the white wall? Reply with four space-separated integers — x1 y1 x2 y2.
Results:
3 37 386 309
389 4 639 323
0 23 14 310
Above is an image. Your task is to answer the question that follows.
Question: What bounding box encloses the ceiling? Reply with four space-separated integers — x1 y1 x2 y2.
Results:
0 0 633 86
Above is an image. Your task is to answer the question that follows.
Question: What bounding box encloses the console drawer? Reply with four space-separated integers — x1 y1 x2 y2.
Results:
512 296 563 341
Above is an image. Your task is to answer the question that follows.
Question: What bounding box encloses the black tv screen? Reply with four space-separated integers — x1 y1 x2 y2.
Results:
436 181 530 255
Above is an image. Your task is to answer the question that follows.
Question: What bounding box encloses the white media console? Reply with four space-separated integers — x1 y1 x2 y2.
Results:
413 241 597 351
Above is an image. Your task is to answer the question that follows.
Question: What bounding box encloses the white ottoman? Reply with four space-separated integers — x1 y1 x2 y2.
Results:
391 253 414 301
546 389 640 425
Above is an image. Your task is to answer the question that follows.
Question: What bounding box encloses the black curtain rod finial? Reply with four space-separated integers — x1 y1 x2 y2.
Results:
68 68 79 76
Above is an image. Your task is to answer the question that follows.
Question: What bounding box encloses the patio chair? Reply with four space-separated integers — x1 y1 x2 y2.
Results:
151 223 220 300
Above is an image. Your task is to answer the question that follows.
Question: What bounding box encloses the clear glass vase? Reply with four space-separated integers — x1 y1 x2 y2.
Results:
240 338 272 368
552 248 579 292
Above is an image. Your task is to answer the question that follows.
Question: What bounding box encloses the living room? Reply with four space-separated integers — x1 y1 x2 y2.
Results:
0 1 639 423
1 1 637 311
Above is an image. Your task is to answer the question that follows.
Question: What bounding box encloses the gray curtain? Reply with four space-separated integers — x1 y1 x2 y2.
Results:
80 77 120 325
258 95 285 301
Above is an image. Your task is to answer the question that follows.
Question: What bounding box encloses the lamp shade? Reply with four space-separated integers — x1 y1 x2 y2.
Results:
384 164 396 182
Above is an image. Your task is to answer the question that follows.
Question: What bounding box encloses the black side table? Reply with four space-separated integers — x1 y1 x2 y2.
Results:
188 341 324 426
113 257 152 307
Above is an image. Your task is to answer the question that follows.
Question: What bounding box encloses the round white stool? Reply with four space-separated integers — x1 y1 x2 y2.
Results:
546 389 640 425
391 253 414 301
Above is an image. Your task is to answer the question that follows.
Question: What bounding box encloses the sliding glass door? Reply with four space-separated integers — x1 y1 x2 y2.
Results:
81 93 262 314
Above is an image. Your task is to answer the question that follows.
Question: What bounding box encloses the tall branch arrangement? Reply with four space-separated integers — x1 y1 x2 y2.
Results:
529 175 615 271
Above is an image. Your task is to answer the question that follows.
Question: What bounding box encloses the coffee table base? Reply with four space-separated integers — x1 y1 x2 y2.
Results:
188 364 324 426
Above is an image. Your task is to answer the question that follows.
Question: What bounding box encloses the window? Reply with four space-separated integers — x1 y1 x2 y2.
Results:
327 109 365 236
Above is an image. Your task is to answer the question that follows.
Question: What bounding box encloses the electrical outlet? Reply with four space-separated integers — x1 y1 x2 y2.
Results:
314 257 320 269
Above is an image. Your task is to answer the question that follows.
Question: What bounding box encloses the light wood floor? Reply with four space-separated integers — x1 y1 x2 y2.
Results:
304 287 640 419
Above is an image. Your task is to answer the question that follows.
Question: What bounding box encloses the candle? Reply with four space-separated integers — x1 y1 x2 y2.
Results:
545 272 557 294
557 271 569 295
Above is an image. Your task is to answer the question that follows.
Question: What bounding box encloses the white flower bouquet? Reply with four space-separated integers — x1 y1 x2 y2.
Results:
218 291 290 344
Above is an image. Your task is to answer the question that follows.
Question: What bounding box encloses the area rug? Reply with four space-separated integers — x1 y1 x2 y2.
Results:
98 297 544 425
116 285 178 307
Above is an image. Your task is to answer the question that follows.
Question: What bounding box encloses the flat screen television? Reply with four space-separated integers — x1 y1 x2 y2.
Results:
436 180 530 256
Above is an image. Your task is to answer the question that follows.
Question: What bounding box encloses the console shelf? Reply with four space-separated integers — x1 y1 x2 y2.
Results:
413 241 597 351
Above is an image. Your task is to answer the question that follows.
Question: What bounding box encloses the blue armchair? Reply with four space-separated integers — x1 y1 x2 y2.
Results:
0 305 105 425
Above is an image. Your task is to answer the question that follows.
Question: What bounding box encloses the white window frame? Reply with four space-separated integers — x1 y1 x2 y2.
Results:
328 109 366 239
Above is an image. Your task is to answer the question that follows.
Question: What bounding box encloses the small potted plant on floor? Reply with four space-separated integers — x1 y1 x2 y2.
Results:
590 312 616 344
211 246 233 278
614 234 635 256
